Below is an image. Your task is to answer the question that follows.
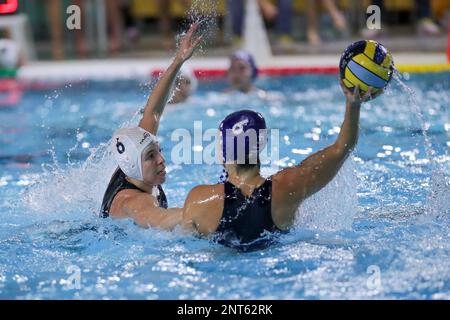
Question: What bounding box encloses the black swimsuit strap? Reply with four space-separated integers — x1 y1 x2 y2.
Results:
100 168 167 217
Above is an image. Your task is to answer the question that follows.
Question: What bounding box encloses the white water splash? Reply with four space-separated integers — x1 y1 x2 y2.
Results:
20 106 144 218
296 159 359 231
21 141 116 217
182 0 220 56
393 72 449 218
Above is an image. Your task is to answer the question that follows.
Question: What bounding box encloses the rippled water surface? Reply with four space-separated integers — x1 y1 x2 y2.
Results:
0 73 449 299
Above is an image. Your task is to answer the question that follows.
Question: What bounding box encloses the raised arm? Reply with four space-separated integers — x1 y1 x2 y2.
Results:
139 23 203 134
274 81 380 204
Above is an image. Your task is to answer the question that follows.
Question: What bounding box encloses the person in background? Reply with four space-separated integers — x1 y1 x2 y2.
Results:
169 65 199 104
122 0 140 48
158 0 191 49
228 0 294 49
46 0 66 59
105 0 125 54
361 0 440 38
46 0 88 59
226 50 259 94
46 0 126 58
306 0 348 45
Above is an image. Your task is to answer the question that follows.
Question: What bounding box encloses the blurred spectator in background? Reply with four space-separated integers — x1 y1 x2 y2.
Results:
158 0 190 49
46 0 126 58
169 65 198 104
228 0 294 49
106 0 125 54
47 0 87 58
227 50 258 94
122 0 140 48
47 0 65 59
73 0 89 57
362 0 440 38
306 0 348 45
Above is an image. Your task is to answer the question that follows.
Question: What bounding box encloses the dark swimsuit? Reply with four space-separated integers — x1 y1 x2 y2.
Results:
214 179 285 251
100 167 167 218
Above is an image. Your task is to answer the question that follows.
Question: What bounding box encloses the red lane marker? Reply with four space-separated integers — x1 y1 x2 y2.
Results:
0 0 18 14
151 69 228 78
0 90 20 106
2 66 340 96
0 78 85 92
194 69 227 78
150 70 164 77
0 78 20 91
260 66 339 75
0 79 21 106
150 66 339 79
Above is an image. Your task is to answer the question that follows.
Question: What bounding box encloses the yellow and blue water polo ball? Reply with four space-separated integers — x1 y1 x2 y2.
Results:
339 40 394 95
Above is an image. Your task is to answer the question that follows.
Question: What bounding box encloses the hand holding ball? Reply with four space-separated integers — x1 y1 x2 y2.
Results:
340 40 394 99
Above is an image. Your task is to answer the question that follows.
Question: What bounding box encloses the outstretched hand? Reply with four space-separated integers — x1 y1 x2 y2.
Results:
340 79 383 107
175 23 204 63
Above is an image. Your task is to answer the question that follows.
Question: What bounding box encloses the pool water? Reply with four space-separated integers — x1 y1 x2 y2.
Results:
0 73 448 299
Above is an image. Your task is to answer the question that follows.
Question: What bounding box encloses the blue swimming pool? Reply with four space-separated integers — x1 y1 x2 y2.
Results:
0 72 449 299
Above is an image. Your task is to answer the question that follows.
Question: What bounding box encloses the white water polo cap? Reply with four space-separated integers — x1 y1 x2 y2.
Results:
112 127 158 181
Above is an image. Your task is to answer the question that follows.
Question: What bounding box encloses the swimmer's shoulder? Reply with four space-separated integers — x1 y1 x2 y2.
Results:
271 166 307 198
183 184 225 235
185 183 225 207
110 188 159 219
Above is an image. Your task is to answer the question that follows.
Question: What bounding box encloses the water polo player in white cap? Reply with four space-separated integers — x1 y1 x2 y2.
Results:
100 23 203 229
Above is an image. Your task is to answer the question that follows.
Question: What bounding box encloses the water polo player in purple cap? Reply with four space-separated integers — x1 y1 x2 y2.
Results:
182 82 382 251
227 50 260 94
